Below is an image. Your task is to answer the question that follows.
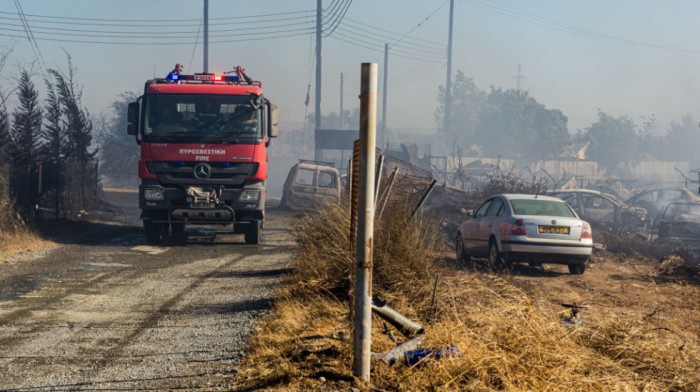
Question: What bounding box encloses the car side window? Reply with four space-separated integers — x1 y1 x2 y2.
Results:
486 197 504 217
318 171 336 189
474 200 493 218
293 168 315 186
635 191 657 203
559 194 579 208
660 190 683 201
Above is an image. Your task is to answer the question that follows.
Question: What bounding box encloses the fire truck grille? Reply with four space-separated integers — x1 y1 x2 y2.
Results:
148 161 258 187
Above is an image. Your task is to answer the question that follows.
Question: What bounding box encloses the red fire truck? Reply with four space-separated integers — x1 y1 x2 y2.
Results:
126 65 278 244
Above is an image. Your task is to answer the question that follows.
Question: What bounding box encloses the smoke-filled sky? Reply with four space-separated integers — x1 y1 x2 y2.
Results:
1 0 699 136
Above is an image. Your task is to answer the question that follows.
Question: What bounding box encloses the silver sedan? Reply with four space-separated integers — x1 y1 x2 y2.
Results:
456 194 593 274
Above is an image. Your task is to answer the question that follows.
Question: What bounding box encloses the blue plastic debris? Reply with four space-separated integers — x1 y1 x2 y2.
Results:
404 344 461 367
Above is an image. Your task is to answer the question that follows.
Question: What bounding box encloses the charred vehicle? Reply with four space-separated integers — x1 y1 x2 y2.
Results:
547 189 647 233
655 202 700 244
625 187 700 223
280 160 340 210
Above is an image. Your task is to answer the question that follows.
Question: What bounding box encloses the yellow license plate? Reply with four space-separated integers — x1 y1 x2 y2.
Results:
538 225 570 234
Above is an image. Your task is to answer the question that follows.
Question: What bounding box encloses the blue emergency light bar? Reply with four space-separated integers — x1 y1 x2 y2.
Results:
166 73 239 83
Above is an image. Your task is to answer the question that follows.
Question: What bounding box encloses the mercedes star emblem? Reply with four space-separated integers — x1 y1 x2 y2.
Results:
193 163 211 180
551 219 557 225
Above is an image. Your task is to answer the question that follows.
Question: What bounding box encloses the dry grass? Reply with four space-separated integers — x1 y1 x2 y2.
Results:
0 199 53 258
231 202 700 391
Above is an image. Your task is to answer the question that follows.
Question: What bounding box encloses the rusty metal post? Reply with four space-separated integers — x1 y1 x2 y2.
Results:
353 62 377 381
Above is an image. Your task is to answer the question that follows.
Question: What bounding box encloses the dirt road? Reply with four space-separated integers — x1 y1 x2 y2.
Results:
0 190 294 391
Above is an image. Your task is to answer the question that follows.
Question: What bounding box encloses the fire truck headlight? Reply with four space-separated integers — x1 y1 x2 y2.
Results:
238 189 260 203
144 187 165 201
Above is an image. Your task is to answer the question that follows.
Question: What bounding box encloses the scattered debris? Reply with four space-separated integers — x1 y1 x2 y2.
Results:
404 344 461 367
561 302 588 329
373 334 425 366
371 296 424 338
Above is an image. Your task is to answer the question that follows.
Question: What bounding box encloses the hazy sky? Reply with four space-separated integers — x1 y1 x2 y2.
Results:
1 0 699 136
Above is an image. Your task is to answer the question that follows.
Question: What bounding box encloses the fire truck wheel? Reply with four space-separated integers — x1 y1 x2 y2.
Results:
244 221 261 245
171 223 185 236
144 220 162 243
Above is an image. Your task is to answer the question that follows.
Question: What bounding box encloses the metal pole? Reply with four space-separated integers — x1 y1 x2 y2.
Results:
203 0 209 73
353 62 377 382
314 0 323 160
340 72 344 129
444 0 454 140
382 43 388 150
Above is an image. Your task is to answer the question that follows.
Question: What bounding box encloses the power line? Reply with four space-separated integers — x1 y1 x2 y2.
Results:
342 17 444 47
0 24 315 41
388 0 448 50
0 20 315 38
0 30 314 45
187 18 203 73
322 0 343 20
459 0 700 55
335 26 445 57
0 13 315 28
14 0 48 76
330 33 442 63
323 0 352 37
0 9 315 23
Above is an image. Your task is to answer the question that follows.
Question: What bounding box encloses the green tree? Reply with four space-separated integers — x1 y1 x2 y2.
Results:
434 70 486 151
6 69 42 216
473 88 569 163
0 100 7 152
48 55 98 210
7 70 42 166
41 78 66 217
584 111 640 173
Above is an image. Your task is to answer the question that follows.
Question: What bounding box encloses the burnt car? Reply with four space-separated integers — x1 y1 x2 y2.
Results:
547 189 647 232
456 194 593 274
655 202 700 244
625 188 700 223
280 160 340 211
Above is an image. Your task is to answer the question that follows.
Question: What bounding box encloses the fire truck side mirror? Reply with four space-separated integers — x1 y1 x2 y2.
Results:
268 103 279 138
127 102 139 135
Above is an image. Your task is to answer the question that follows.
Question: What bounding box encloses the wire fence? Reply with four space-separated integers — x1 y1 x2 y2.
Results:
1 160 100 219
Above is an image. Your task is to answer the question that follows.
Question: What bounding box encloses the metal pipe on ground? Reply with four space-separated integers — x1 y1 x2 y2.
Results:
371 296 425 338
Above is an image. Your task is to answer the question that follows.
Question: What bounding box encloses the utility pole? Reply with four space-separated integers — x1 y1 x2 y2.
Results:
340 72 344 129
514 64 526 91
444 0 454 140
203 0 208 73
353 62 377 382
382 43 388 150
315 0 323 160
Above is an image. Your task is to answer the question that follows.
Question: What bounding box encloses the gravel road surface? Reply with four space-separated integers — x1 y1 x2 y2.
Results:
0 190 294 391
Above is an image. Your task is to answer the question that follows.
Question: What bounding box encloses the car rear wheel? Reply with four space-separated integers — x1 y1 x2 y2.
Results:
488 241 506 272
455 234 470 265
568 263 586 275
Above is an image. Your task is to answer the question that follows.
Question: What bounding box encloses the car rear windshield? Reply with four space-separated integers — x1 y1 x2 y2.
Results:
510 199 576 218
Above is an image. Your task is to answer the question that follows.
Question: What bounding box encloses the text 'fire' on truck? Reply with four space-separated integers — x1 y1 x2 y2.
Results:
126 64 278 244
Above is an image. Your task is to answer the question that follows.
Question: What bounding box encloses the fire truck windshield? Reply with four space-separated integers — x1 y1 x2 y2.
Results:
144 94 261 142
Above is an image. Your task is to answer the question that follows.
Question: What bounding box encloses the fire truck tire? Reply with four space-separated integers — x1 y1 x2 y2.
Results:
144 220 162 243
171 223 185 236
244 221 261 245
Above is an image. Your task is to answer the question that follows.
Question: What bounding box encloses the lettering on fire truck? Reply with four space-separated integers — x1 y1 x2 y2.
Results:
178 148 226 155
